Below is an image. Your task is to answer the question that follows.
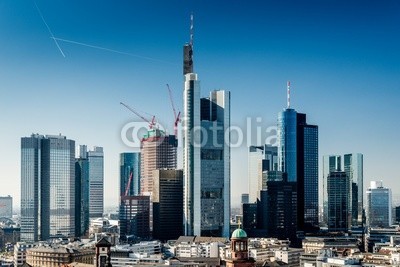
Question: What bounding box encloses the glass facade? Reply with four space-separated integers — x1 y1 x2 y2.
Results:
21 134 75 241
88 147 104 218
366 181 392 227
277 109 297 182
344 153 363 226
120 152 141 197
327 171 350 232
322 155 341 225
302 125 319 228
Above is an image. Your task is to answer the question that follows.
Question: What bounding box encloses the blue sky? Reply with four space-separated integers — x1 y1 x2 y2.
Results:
1 0 400 209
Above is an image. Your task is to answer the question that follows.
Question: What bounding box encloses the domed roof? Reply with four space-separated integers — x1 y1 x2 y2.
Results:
231 228 247 239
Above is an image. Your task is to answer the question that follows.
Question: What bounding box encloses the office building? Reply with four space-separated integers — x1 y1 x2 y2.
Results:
277 94 319 231
248 145 277 203
75 145 89 237
327 171 350 232
120 152 141 197
21 134 75 242
258 171 298 242
140 129 177 196
344 153 363 226
183 26 231 237
366 181 392 227
0 196 12 218
119 195 150 241
152 169 184 241
322 155 341 225
88 146 104 218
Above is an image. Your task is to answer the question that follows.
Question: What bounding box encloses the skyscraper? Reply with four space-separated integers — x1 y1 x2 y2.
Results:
119 195 150 241
366 181 392 228
75 145 89 237
322 155 341 225
21 134 75 241
327 171 350 232
248 145 278 203
152 169 184 241
344 153 363 227
120 152 141 197
140 129 177 196
277 88 319 231
183 21 231 237
87 147 104 218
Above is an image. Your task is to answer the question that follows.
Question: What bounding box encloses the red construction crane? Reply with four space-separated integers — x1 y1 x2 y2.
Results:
120 102 156 129
166 84 181 137
124 171 133 197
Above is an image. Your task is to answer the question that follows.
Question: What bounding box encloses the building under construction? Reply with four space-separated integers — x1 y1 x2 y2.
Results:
140 129 177 196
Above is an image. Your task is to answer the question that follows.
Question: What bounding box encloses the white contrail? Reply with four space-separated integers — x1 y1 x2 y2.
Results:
33 0 65 57
51 37 177 65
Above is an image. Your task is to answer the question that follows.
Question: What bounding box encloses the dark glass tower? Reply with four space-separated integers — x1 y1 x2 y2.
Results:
120 152 141 197
277 107 319 232
327 171 350 232
152 169 183 241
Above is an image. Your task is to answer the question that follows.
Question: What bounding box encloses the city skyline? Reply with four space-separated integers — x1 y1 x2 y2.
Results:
1 1 400 208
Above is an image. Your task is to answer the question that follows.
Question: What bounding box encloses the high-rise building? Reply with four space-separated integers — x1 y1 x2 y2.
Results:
248 145 277 203
120 152 141 197
140 129 177 196
258 171 297 242
277 102 319 231
75 145 89 237
88 147 104 218
0 196 13 218
21 134 75 242
344 153 363 227
366 181 392 228
327 171 350 232
119 195 150 241
152 169 183 241
183 26 231 237
322 155 341 225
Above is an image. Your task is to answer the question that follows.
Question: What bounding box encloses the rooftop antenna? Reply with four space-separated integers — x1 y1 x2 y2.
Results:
287 81 291 109
190 13 194 47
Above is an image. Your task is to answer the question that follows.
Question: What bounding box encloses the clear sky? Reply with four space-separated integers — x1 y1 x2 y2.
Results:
1 0 400 210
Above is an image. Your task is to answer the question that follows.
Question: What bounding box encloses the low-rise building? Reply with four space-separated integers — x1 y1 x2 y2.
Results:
26 246 94 267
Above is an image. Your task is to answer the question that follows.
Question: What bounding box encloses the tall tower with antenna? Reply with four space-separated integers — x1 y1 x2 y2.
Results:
183 14 231 237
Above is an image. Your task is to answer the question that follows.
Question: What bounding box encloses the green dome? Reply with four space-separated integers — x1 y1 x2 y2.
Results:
231 228 247 239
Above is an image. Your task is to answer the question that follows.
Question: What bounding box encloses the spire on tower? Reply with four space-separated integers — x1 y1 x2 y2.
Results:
190 13 194 47
287 81 291 109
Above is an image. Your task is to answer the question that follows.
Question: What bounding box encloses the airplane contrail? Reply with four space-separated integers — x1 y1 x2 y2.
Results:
51 37 177 65
34 0 65 58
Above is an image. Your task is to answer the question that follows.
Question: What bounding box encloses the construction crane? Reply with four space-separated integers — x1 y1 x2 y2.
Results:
166 84 181 137
120 102 156 129
124 171 133 197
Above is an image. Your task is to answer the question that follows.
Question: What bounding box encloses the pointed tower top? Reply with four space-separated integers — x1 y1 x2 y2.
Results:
287 81 291 109
190 13 194 47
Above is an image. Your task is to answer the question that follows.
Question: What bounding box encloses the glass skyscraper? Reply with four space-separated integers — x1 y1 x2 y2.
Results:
322 155 341 225
344 153 363 226
277 108 319 231
277 109 297 182
75 145 89 237
366 181 392 228
327 171 350 232
21 134 75 241
120 152 141 197
87 147 104 218
183 39 231 237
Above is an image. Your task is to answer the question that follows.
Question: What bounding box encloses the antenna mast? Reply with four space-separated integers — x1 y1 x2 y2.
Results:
190 13 194 47
287 81 291 109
